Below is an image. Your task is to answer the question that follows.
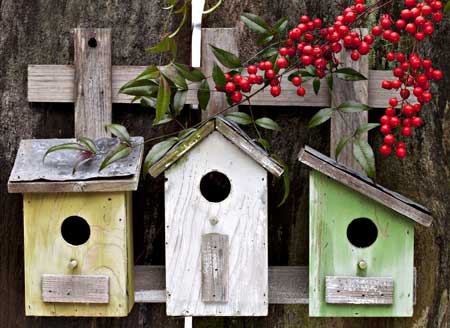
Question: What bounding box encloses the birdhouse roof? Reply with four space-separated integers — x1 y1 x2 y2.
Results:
298 146 432 227
8 137 144 193
148 117 284 178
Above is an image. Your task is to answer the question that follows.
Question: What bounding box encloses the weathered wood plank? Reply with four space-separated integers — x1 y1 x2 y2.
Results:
201 28 239 119
74 28 112 138
325 276 394 305
201 233 229 303
28 65 407 108
299 148 432 227
134 266 309 304
215 119 284 177
331 28 369 172
42 274 109 304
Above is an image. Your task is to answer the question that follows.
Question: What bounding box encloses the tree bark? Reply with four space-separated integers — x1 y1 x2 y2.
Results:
0 0 448 327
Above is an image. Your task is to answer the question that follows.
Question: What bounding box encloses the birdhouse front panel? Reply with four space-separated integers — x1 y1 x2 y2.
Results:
164 131 269 316
309 170 414 317
23 191 134 317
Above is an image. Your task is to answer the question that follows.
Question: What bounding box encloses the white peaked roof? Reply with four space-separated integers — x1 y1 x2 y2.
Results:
149 117 284 178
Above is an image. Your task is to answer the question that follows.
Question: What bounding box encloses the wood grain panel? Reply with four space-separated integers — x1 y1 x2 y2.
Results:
42 274 109 303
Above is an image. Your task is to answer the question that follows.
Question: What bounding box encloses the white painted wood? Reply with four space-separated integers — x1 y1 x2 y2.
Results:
165 132 268 316
184 317 193 328
42 274 109 303
325 276 394 305
28 65 405 108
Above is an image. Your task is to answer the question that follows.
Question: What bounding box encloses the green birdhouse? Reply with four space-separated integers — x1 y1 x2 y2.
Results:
298 146 432 318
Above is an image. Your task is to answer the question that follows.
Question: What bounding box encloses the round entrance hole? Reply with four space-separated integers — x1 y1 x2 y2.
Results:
61 216 91 246
346 217 378 248
200 171 231 203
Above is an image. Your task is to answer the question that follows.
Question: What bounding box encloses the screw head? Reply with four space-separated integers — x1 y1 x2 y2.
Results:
209 217 219 225
358 260 368 270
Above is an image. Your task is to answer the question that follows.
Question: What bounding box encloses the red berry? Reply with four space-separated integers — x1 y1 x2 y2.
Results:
233 74 242 83
413 86 424 97
291 76 302 86
401 126 412 136
403 118 412 127
386 107 396 116
239 78 251 92
389 97 398 107
432 70 443 80
264 61 273 70
258 61 266 70
265 69 275 79
276 57 288 69
297 87 306 97
390 32 400 43
380 144 392 156
402 104 415 116
396 19 407 30
400 89 411 99
384 134 396 145
279 48 288 57
358 42 370 55
224 73 231 82
372 25 383 36
382 80 392 89
225 82 236 93
412 116 423 127
351 51 360 61
270 85 281 97
415 32 425 41
247 65 257 75
380 115 391 124
231 91 242 103
396 147 407 158
381 124 392 135
405 0 416 7
386 52 396 61
397 142 406 149
364 35 374 45
432 12 443 22
405 23 417 34
390 116 401 127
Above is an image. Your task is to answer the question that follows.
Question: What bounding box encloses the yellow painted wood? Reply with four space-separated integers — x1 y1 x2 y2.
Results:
23 192 134 317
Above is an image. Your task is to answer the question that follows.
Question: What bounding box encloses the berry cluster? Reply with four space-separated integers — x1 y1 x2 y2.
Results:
217 0 443 159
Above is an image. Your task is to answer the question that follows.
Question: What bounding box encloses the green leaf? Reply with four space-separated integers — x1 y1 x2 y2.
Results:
240 12 271 34
141 96 157 108
77 137 97 154
326 74 334 91
198 79 210 111
99 143 132 171
257 138 271 151
174 63 205 82
335 135 352 161
255 117 281 131
308 107 335 128
299 68 315 77
160 65 188 90
273 17 288 33
278 162 290 207
203 0 222 14
72 156 94 175
146 36 172 53
338 101 371 113
173 90 188 115
257 33 274 46
212 63 227 88
133 65 160 81
44 143 88 160
353 139 376 178
355 123 381 135
153 113 173 126
210 45 241 69
142 137 179 175
313 78 321 95
305 65 317 76
106 124 131 144
119 79 159 97
257 47 279 60
445 0 450 12
335 67 368 81
155 75 171 123
225 112 252 125
168 4 187 39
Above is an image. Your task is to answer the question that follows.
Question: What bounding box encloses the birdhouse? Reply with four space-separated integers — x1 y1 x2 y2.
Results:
8 137 144 317
298 146 432 317
148 117 284 317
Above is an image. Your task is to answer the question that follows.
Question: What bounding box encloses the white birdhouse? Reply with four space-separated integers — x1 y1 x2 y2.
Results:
149 117 284 317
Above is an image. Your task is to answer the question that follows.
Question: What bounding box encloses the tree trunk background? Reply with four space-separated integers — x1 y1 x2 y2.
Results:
0 0 449 327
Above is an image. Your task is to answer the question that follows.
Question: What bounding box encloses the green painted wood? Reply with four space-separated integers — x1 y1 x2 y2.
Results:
309 171 415 317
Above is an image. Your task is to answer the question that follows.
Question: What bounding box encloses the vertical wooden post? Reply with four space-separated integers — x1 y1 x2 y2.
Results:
201 28 239 120
331 28 369 172
74 28 112 138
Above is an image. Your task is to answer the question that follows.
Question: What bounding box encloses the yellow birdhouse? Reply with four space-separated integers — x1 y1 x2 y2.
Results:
8 137 144 317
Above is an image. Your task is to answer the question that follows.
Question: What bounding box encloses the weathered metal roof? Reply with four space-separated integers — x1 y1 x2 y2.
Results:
8 137 144 193
149 117 284 178
298 146 432 227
